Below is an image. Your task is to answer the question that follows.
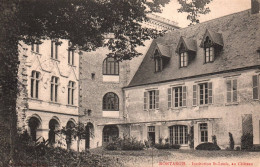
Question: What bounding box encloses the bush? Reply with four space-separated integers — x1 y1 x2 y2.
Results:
235 146 241 151
229 132 234 150
212 135 217 145
104 137 145 150
241 133 253 150
171 144 181 149
195 143 221 150
154 143 180 150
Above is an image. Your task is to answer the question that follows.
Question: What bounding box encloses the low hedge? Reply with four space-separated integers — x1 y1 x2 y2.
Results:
154 143 180 149
105 137 145 150
195 142 221 150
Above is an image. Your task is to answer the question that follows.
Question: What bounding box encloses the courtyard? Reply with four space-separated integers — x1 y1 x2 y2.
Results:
91 148 260 167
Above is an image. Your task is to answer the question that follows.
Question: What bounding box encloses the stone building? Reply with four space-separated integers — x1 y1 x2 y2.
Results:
89 3 260 149
17 39 81 150
79 16 179 149
120 7 260 149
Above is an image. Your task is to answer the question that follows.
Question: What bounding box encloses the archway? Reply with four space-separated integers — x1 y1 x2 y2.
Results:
85 122 94 149
28 117 41 141
66 121 75 150
49 118 60 145
103 125 119 144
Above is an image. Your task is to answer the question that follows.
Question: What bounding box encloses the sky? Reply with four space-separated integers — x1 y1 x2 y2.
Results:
156 0 251 27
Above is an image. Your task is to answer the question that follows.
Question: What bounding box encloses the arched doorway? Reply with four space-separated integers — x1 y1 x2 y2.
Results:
49 118 60 145
85 123 94 149
66 121 75 150
28 117 41 141
103 125 119 144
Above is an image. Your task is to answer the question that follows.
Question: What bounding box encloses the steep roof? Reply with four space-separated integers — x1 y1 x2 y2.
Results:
127 10 260 88
156 43 171 57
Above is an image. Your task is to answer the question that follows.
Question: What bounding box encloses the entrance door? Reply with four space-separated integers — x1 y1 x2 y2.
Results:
148 126 155 145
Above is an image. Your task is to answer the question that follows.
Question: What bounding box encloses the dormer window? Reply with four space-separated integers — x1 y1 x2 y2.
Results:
200 29 224 64
153 43 171 72
176 37 197 68
204 36 215 63
154 49 162 72
179 44 188 67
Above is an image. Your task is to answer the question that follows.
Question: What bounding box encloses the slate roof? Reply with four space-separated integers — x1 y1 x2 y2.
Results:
176 36 197 53
156 43 171 57
127 10 260 88
200 29 224 47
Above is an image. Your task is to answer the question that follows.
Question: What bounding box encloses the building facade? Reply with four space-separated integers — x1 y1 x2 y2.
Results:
79 16 179 149
17 39 81 150
121 8 260 149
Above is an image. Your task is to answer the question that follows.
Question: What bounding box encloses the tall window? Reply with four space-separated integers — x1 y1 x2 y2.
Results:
51 41 59 59
173 87 183 107
144 90 159 110
155 57 162 72
148 126 155 144
68 81 75 105
103 92 119 111
31 71 40 98
226 79 238 103
204 37 214 63
103 57 119 75
180 52 188 67
154 49 163 72
68 41 75 65
197 82 213 105
50 76 59 102
199 123 208 143
179 43 188 67
169 125 188 145
31 43 40 53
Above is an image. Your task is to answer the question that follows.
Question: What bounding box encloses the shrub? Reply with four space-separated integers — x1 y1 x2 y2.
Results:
229 132 234 150
241 133 253 150
105 137 145 150
154 143 180 149
195 143 221 150
188 126 194 149
171 144 181 149
212 135 217 145
105 142 118 150
235 146 241 151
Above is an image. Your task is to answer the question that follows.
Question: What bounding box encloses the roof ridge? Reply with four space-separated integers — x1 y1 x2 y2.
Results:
180 9 250 30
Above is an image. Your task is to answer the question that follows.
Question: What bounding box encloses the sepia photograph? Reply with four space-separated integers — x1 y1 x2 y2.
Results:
0 0 260 166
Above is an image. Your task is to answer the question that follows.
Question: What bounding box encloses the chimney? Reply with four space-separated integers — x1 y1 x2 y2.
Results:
251 0 260 14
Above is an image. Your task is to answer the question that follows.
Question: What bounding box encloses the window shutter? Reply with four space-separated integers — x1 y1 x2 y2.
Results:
167 88 172 108
182 86 187 107
208 82 213 104
233 79 237 102
155 90 159 109
253 75 258 100
192 85 197 106
226 80 232 103
144 92 147 110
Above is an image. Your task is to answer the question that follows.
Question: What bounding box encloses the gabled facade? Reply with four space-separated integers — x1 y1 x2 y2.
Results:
17 39 81 150
119 8 260 149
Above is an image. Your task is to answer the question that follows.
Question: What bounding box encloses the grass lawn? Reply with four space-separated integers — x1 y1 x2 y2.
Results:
90 148 260 167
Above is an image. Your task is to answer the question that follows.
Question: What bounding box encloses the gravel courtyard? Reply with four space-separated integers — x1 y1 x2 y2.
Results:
91 148 260 167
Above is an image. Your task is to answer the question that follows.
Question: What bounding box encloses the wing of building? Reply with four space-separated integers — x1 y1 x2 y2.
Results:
122 8 260 149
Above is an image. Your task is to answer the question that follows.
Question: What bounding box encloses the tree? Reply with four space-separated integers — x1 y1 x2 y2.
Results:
177 0 212 25
0 0 211 163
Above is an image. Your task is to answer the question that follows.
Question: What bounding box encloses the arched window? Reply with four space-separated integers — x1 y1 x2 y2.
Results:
103 92 119 111
28 117 41 141
103 125 119 143
103 57 119 75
